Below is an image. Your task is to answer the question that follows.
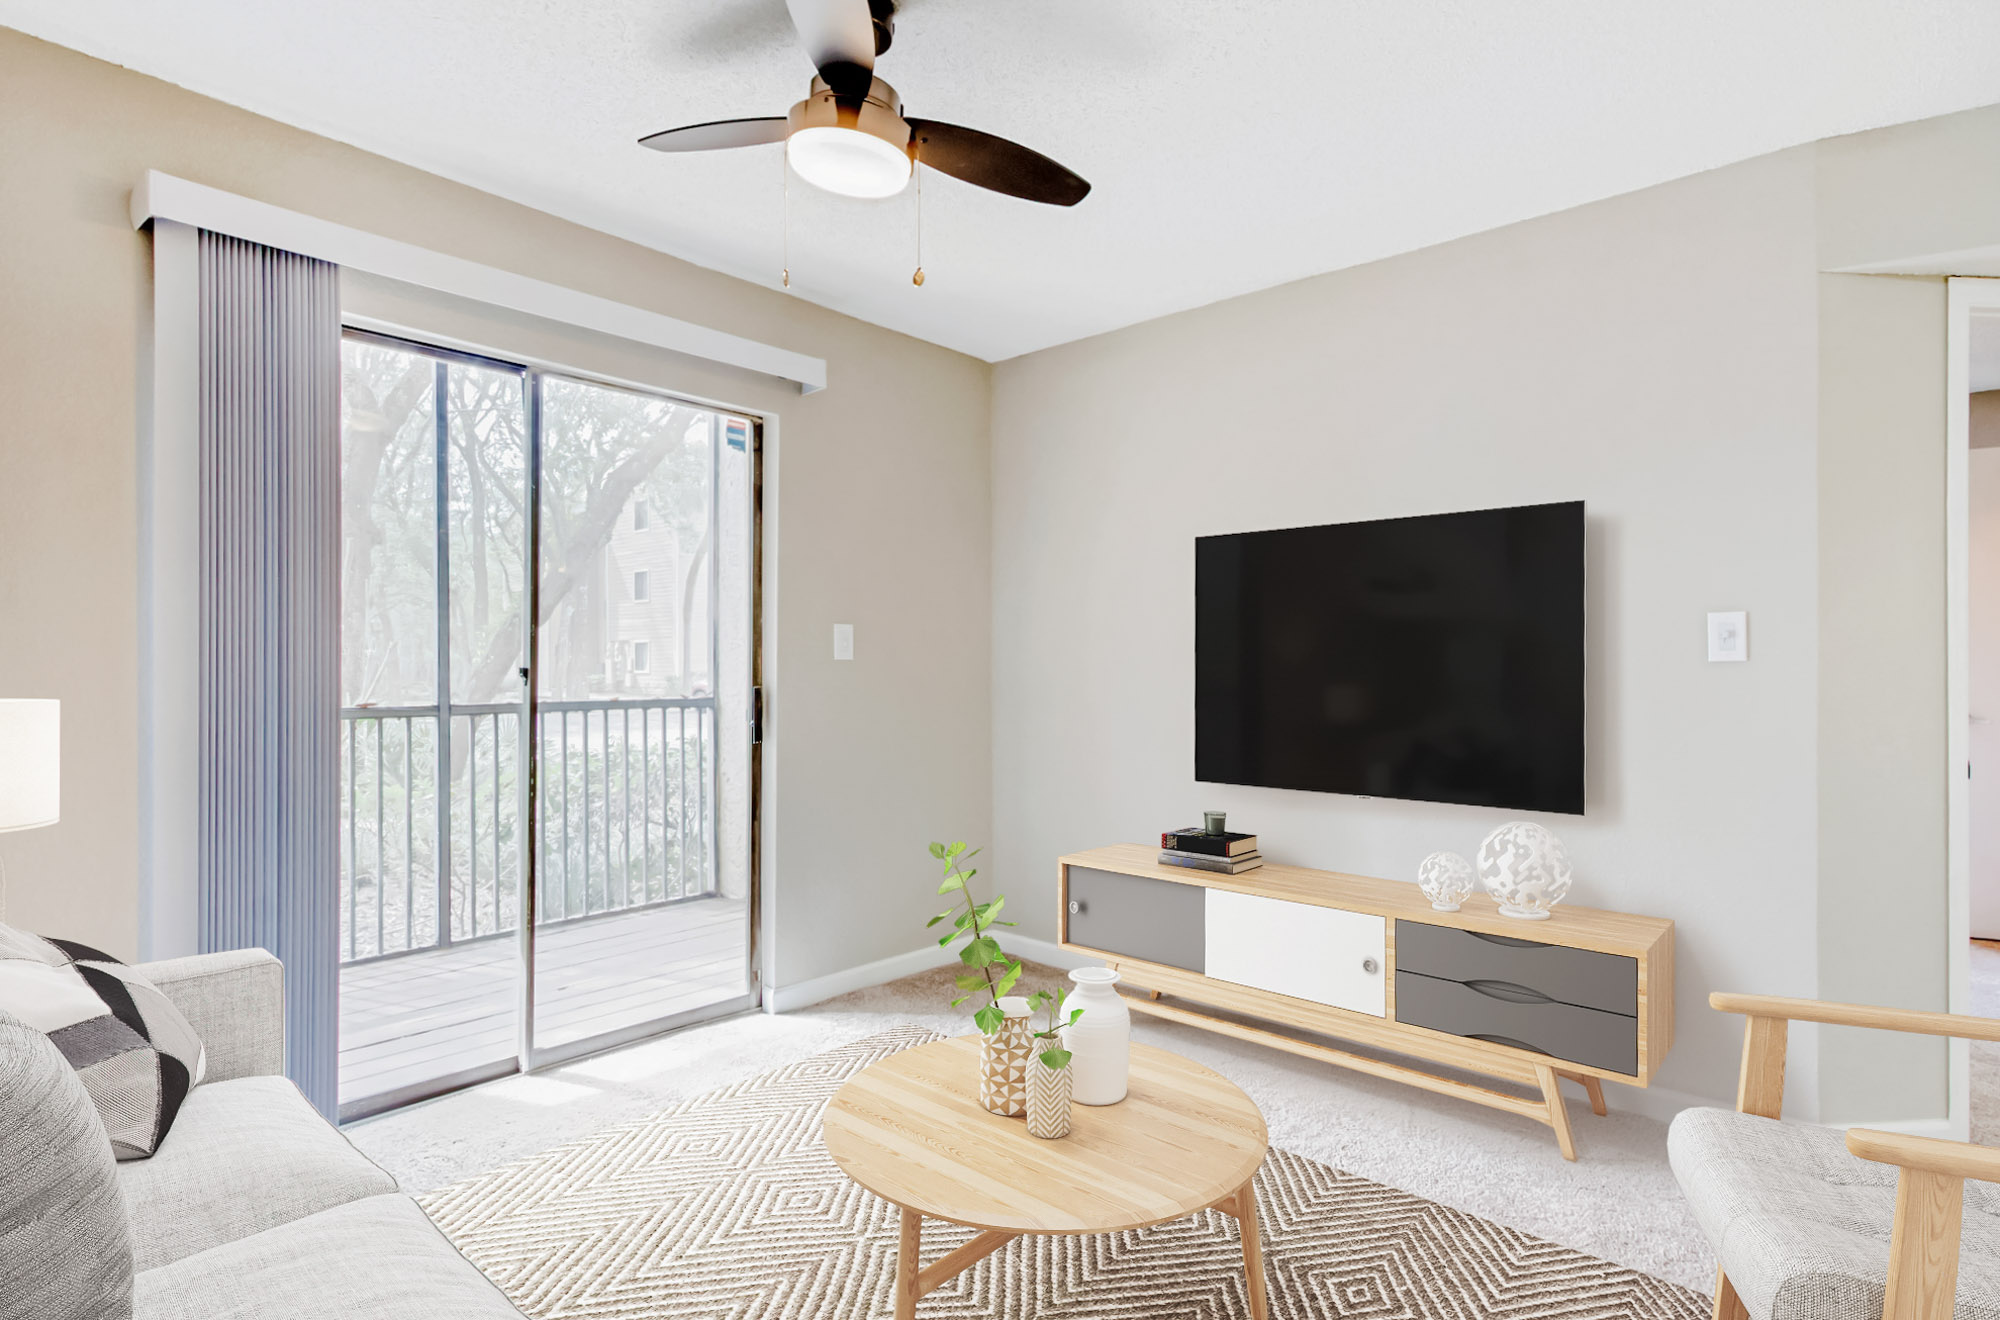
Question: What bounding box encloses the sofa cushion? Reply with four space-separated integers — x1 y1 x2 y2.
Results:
133 1194 524 1320
0 922 206 1159
0 1009 134 1320
118 1074 396 1271
1668 1106 2000 1320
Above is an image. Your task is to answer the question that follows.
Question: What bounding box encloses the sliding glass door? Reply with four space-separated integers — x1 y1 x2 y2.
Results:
337 331 756 1117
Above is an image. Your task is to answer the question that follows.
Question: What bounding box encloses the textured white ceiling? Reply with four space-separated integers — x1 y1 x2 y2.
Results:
8 1 2000 361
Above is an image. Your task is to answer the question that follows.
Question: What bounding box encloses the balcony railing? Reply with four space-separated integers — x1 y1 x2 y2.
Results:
338 696 717 964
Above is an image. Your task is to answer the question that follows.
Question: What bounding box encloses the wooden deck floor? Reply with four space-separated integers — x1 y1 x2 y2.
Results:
339 897 748 1115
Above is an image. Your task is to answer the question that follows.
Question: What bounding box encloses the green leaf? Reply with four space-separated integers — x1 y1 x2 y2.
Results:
978 896 1006 922
974 1003 1004 1034
1038 1049 1072 1070
994 960 1023 998
929 842 946 860
961 847 982 863
962 936 1002 968
926 912 948 928
936 873 965 894
950 993 972 1008
954 910 975 928
946 841 966 858
954 972 987 991
1066 1008 1085 1026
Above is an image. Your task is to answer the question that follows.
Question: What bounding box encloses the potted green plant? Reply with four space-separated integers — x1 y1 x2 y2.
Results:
928 841 1033 1114
1024 987 1082 1139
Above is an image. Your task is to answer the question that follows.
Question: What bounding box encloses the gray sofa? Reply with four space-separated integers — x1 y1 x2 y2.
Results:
2 948 527 1320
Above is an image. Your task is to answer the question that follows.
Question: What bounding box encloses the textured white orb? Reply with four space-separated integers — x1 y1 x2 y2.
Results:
1476 822 1573 920
1416 851 1476 912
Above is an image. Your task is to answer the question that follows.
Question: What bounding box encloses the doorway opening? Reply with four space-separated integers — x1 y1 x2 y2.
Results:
1949 279 2000 1143
334 330 759 1119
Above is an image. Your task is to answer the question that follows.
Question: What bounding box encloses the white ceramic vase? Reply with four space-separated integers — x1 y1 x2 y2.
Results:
1476 822 1573 920
1025 1050 1073 1139
1417 850 1476 911
1061 967 1131 1105
978 995 1034 1116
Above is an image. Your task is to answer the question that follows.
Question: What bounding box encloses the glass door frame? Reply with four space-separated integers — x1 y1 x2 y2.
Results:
340 325 762 1099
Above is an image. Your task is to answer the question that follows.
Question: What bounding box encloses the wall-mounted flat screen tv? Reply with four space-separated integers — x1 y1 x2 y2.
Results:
1195 501 1584 814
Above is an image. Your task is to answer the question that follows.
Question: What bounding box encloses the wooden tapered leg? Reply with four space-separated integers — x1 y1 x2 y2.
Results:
895 1207 922 1320
1236 1177 1269 1320
1712 1267 1749 1320
1881 1168 1965 1320
1556 1070 1609 1117
1535 1065 1577 1161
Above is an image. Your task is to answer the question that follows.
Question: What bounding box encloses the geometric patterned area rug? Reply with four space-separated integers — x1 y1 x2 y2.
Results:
421 1027 1708 1319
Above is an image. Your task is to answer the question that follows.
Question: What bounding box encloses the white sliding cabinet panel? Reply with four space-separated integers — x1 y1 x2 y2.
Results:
1204 890 1386 1017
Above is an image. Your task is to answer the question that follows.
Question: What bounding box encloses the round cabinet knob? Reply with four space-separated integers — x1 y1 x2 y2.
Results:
1068 899 1085 915
1361 957 1380 975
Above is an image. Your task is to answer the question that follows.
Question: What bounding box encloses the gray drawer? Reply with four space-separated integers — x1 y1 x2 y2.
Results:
1394 970 1638 1075
1395 921 1637 1017
1064 867 1205 973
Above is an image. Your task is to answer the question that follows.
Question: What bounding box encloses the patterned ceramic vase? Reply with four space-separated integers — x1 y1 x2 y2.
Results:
1026 1049 1074 1139
1476 822 1573 920
1417 850 1476 912
978 996 1034 1116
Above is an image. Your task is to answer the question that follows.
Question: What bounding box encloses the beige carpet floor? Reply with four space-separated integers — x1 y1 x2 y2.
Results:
349 960 1716 1294
419 1026 1710 1320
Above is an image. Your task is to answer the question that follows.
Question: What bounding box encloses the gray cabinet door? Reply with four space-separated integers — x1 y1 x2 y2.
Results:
1064 867 1205 973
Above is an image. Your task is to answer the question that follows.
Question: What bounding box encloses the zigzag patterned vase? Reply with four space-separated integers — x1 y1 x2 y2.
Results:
1026 1054 1073 1139
978 998 1034 1116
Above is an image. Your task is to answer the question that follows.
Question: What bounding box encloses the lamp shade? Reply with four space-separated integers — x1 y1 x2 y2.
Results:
0 699 59 833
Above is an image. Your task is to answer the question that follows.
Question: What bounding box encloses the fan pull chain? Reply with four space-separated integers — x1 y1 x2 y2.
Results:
781 150 791 290
912 162 925 287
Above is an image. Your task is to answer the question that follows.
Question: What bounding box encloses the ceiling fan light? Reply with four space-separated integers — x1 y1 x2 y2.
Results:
787 126 911 200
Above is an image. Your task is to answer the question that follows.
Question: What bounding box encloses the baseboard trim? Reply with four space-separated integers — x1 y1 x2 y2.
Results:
763 935 1095 1014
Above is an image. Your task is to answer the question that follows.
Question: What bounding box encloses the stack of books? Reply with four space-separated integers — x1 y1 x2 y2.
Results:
1158 828 1263 874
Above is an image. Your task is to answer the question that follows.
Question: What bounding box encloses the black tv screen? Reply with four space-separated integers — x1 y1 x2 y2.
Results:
1195 501 1584 814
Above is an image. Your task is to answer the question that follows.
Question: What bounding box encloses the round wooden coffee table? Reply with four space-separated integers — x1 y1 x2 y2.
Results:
823 1035 1271 1319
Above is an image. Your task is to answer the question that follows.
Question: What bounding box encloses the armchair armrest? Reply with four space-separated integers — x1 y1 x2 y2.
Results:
1848 1128 2000 1184
135 948 285 1082
1710 993 2000 1042
1846 1129 2000 1320
1707 992 2000 1120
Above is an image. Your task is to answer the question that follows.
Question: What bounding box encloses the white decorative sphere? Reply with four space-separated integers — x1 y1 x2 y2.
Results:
1416 851 1476 912
1476 822 1573 920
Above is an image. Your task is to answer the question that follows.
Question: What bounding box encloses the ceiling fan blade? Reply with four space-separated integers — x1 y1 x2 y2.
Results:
638 117 790 153
907 120 1091 207
785 0 879 75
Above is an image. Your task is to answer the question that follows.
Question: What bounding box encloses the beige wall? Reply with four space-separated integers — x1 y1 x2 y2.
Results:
993 150 1825 1113
0 28 992 991
990 97 2000 1120
1814 273 1949 1121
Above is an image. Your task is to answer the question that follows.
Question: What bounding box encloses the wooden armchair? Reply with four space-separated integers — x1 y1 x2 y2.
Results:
1673 992 2000 1320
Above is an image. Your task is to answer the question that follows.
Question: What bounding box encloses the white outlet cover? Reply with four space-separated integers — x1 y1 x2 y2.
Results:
833 623 854 661
1707 611 1747 662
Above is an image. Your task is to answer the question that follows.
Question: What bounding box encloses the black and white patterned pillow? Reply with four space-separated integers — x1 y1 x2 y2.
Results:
0 924 206 1160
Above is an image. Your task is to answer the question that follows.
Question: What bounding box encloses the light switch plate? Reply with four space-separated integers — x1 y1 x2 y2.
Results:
833 623 854 661
1708 611 1747 662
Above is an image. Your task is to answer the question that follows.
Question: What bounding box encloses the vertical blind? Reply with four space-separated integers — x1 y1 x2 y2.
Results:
197 230 342 1116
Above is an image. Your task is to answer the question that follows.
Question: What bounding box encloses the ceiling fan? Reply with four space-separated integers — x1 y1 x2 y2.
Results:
639 0 1090 207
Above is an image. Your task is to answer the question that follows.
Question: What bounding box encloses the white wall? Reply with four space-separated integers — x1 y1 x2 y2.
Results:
0 28 992 994
991 149 1824 1112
